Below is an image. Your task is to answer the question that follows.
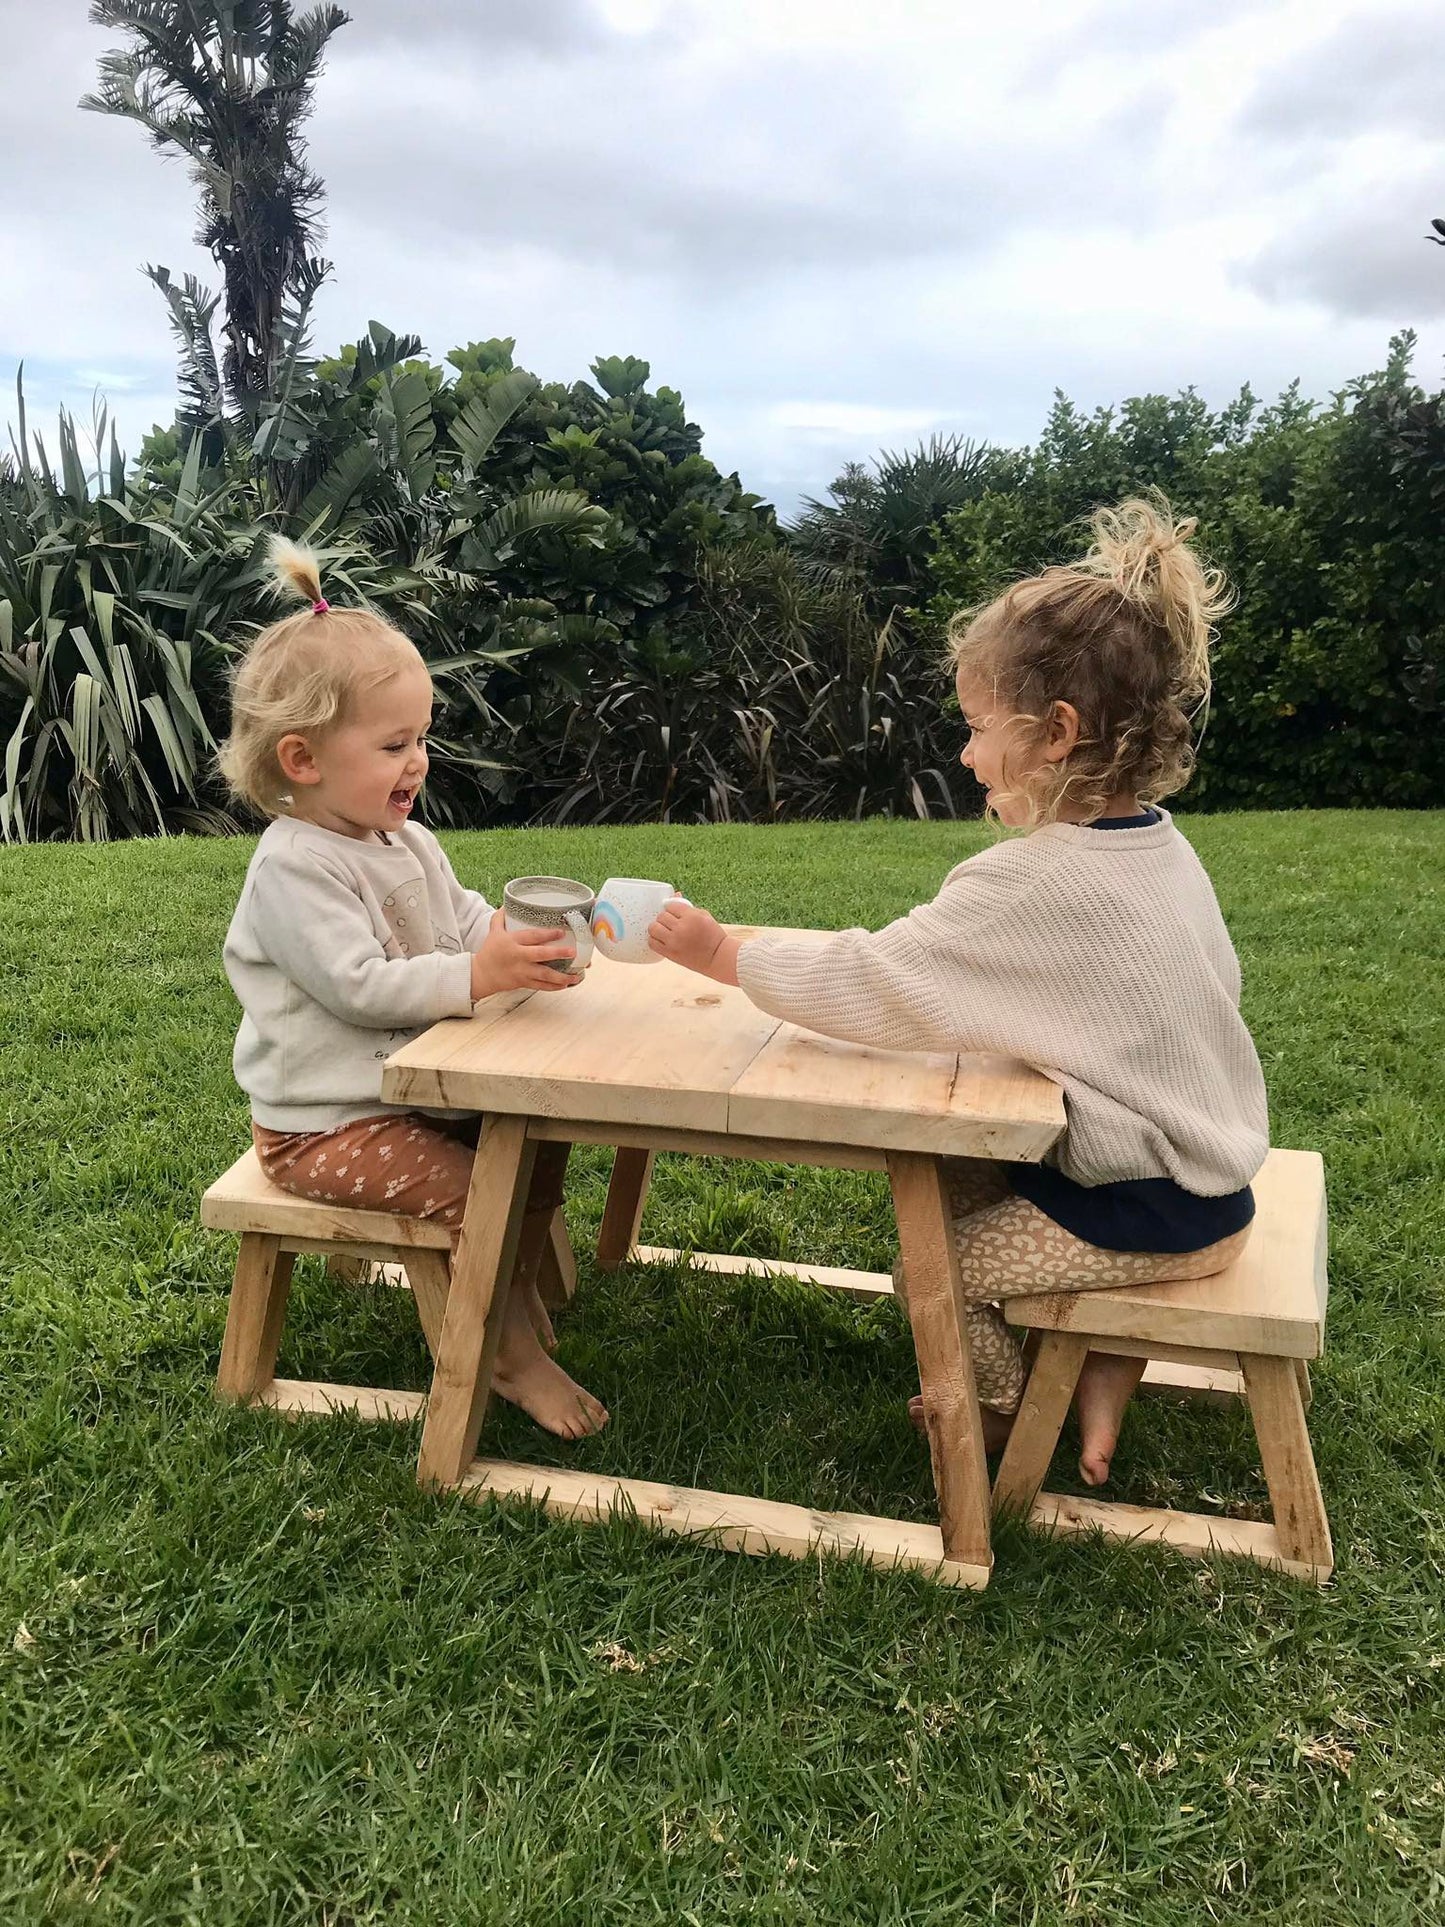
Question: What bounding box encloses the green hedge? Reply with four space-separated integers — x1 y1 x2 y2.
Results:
926 334 1445 810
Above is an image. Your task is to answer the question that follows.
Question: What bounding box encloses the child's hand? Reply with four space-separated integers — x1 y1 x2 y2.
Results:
648 899 740 984
471 909 584 1000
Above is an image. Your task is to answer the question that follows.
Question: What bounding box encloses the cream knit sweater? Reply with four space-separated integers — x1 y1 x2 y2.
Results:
735 810 1269 1195
225 816 490 1131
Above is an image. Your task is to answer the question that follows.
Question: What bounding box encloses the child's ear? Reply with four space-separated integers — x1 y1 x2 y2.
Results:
1043 700 1082 763
276 731 321 786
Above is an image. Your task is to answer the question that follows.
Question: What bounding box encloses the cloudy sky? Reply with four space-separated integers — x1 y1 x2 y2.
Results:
3 0 1443 514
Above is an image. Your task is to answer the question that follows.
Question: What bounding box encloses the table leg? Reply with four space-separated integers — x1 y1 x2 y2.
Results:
597 1147 655 1269
886 1152 993 1573
417 1115 537 1489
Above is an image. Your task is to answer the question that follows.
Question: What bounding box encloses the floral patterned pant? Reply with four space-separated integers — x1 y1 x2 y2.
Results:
251 1112 565 1234
894 1158 1252 1415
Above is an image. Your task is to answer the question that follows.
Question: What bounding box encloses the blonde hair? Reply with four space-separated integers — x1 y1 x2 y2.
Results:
948 494 1234 828
218 537 427 816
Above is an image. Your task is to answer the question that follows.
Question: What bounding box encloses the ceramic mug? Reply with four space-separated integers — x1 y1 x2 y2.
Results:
591 877 685 965
502 874 595 973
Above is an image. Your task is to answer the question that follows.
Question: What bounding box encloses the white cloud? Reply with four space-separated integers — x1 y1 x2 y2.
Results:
3 0 1443 514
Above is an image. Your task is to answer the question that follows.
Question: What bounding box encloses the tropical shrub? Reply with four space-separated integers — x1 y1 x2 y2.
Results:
0 405 260 841
0 366 613 840
525 539 969 826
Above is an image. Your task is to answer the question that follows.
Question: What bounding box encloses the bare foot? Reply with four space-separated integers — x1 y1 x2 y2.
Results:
1073 1351 1145 1486
908 1395 1014 1454
494 1347 608 1439
493 1297 607 1439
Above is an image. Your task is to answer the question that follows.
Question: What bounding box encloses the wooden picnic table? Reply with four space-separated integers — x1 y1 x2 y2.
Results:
380 927 1065 1589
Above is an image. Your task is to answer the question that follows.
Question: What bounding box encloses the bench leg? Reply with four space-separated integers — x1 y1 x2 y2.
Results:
539 1209 578 1310
992 1332 1091 1517
597 1148 654 1269
515 1143 572 1302
886 1152 993 1574
417 1116 538 1489
403 1248 451 1357
217 1233 295 1402
1241 1353 1333 1575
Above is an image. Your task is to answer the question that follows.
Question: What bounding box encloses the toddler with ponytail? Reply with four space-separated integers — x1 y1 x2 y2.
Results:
650 498 1269 1483
218 539 608 1442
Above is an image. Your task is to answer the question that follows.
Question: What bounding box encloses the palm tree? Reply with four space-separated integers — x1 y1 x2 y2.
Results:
83 1 350 422
789 434 1011 617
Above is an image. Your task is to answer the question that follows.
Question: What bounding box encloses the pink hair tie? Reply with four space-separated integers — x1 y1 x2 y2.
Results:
312 597 330 614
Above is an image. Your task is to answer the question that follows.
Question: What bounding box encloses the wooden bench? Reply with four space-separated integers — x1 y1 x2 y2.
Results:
993 1147 1332 1582
615 1146 1331 1584
201 1149 575 1421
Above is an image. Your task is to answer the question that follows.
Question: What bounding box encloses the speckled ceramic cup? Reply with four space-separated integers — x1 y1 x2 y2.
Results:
590 877 683 965
502 875 595 972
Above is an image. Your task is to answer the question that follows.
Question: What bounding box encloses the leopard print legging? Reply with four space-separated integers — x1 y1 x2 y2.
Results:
894 1158 1251 1415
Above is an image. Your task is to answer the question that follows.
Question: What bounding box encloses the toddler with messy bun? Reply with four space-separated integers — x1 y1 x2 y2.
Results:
219 539 607 1441
651 498 1269 1483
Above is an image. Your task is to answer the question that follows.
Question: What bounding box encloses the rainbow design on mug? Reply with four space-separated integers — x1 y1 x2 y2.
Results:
592 900 624 946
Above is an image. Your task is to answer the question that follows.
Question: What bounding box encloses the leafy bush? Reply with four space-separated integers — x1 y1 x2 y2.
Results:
928 336 1445 810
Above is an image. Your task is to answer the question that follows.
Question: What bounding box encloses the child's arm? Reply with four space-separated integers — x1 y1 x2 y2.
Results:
649 897 961 1057
249 848 576 1030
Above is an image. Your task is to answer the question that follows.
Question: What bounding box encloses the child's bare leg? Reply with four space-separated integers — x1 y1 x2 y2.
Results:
1073 1352 1145 1486
493 1288 606 1439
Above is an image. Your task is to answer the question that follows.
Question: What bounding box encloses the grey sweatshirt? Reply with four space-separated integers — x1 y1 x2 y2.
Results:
736 809 1269 1196
224 816 492 1131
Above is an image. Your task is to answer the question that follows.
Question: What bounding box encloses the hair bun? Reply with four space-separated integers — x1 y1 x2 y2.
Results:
1078 494 1231 699
268 535 326 610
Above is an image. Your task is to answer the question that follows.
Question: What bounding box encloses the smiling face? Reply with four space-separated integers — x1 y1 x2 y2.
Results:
957 665 1092 827
278 660 434 841
956 668 1037 826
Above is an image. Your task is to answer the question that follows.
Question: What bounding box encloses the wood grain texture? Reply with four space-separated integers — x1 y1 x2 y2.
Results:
203 1149 452 1249
629 1246 895 1299
1138 1359 1246 1405
402 1248 451 1357
455 1459 989 1589
1026 1490 1329 1584
379 932 1062 1160
215 1235 294 1402
383 952 783 1131
1002 1150 1328 1358
992 1332 1090 1517
1242 1352 1333 1574
258 1378 426 1424
539 1210 578 1308
887 1151 994 1571
526 1118 890 1169
416 1116 537 1489
597 1148 655 1269
729 1032 1062 1161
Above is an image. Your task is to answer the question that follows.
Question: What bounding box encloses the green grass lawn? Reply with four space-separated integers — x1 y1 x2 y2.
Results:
2 811 1443 1924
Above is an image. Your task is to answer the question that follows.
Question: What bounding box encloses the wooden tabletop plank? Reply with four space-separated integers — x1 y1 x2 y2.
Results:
729 1029 1062 1161
384 951 784 1133
380 926 1063 1157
